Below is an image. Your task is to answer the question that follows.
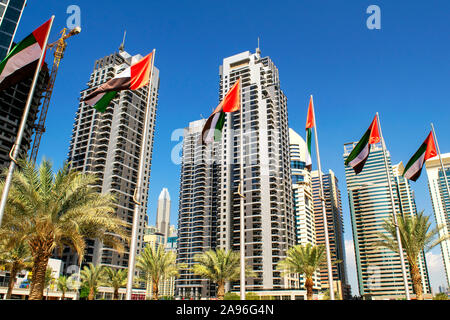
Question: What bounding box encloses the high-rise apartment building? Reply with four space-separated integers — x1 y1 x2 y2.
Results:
288 128 320 292
425 153 450 287
217 50 295 292
289 128 315 246
63 50 159 272
156 188 171 244
0 0 26 60
392 162 431 294
0 67 48 168
176 119 220 299
311 169 350 299
176 49 295 297
344 143 430 299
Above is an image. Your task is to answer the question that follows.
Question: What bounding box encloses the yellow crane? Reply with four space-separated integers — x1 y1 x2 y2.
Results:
30 26 81 163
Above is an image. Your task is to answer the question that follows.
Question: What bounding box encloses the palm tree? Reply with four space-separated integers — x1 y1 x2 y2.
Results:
192 249 253 300
103 267 127 300
56 275 70 300
0 240 32 299
135 245 182 300
277 244 327 300
80 263 105 300
0 159 129 300
376 211 449 300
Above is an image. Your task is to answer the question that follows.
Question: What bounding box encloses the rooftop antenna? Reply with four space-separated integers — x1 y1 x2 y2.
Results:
119 30 126 52
256 37 261 56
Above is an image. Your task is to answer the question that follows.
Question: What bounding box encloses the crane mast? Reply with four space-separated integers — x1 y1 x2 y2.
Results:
30 27 81 163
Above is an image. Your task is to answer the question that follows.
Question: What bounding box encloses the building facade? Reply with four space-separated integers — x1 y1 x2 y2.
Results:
311 169 350 299
176 119 220 299
0 67 48 168
0 0 26 60
63 50 159 272
425 153 450 287
344 143 430 299
217 50 295 292
156 188 171 244
288 128 320 292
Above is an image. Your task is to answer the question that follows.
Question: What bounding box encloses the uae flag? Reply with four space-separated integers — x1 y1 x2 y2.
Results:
305 96 314 170
82 52 153 112
201 79 241 145
0 18 52 91
345 115 381 174
403 132 437 181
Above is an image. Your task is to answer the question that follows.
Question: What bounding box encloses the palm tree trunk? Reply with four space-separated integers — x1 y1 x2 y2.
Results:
29 253 50 300
152 280 159 300
113 288 119 300
217 281 225 300
410 262 424 300
88 287 95 300
6 265 19 299
61 291 65 300
305 277 314 301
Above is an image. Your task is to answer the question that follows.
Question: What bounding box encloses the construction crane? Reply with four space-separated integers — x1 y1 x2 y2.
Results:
30 26 81 163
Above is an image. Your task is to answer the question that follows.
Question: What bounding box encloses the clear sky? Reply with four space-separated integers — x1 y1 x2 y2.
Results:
16 0 450 295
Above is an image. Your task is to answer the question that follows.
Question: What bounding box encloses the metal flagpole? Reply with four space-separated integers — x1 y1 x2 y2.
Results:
310 95 335 300
431 123 450 201
238 77 246 300
376 112 411 300
0 15 55 227
126 49 156 300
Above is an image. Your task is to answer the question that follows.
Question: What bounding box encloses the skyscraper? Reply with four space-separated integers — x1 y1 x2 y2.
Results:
0 0 26 60
216 49 295 292
311 169 350 299
176 49 295 297
63 50 159 271
425 153 450 287
344 142 430 299
176 119 220 299
0 67 48 168
289 128 320 292
392 162 431 294
156 188 171 244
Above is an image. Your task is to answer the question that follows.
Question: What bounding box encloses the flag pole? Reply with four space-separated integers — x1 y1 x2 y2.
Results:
0 16 55 227
310 95 335 300
376 112 411 300
431 123 450 202
126 49 156 300
239 77 246 300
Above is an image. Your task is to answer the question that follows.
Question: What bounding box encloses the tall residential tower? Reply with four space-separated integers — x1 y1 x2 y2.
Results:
425 154 450 287
217 50 295 292
344 143 431 299
63 50 159 272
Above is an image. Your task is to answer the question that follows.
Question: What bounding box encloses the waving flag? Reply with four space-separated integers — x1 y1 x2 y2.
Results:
83 52 153 112
403 132 437 181
0 19 52 91
345 115 381 174
201 78 241 145
305 96 314 170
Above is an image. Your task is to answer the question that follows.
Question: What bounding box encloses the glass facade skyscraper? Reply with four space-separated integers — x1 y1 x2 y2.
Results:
425 153 450 287
344 143 431 299
0 0 26 60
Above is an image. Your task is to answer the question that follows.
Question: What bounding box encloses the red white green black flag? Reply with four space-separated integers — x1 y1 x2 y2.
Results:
0 18 52 91
82 52 153 112
305 96 314 170
345 115 381 174
403 132 437 181
201 78 241 145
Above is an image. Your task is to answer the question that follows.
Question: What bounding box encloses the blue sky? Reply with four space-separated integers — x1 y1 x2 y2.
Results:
16 0 450 294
